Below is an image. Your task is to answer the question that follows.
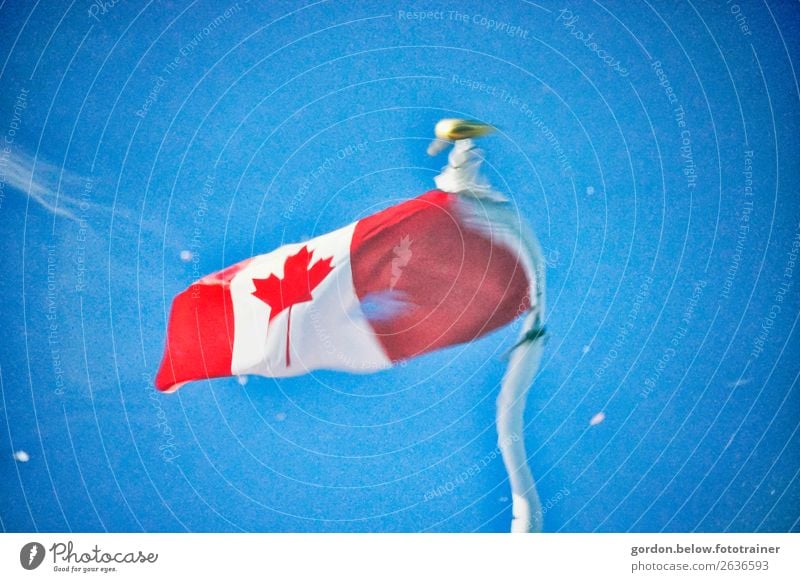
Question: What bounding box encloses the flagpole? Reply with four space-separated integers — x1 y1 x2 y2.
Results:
431 128 548 532
497 311 546 533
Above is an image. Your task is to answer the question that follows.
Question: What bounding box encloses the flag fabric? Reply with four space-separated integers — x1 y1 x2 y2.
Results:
155 189 532 392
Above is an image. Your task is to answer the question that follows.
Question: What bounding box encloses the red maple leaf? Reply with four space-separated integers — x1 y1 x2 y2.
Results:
251 245 334 367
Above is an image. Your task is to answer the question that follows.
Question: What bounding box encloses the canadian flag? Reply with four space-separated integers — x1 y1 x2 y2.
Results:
155 189 533 392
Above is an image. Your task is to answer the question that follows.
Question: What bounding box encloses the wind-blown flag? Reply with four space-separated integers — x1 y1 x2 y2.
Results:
155 189 532 392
